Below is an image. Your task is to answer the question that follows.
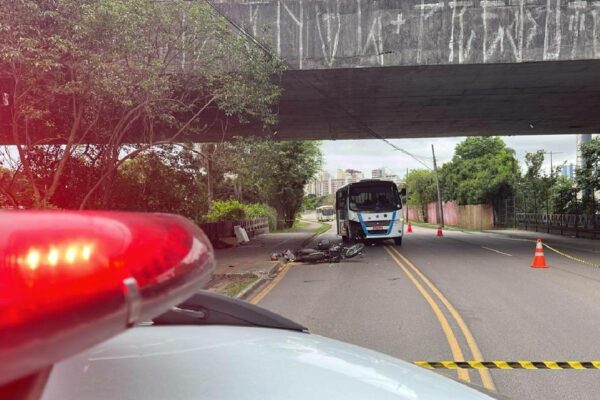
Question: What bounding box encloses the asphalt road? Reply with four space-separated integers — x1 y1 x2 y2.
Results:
255 224 600 400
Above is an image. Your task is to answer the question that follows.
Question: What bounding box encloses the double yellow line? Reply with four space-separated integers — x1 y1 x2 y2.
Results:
384 246 496 392
249 264 292 305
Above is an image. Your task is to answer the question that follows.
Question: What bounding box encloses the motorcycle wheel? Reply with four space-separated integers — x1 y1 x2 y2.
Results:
343 243 365 258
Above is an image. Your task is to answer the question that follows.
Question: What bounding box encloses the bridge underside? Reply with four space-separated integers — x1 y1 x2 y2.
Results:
222 59 600 141
2 59 599 144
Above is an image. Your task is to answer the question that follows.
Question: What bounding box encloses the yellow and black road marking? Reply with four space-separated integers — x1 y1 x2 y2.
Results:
415 361 600 370
542 243 600 268
384 246 496 391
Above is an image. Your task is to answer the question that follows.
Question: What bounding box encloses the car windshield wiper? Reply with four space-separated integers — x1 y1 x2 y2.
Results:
152 290 307 333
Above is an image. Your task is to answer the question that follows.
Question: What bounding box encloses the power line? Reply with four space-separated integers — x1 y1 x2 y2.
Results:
205 0 432 170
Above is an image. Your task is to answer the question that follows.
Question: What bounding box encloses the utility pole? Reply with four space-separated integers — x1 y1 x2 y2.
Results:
543 151 563 177
542 151 563 215
203 144 215 206
431 144 444 227
405 168 409 221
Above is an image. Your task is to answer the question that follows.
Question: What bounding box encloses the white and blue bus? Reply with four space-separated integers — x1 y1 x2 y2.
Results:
316 205 335 222
335 180 405 245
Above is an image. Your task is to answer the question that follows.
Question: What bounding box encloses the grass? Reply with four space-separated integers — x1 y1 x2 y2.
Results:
220 276 258 297
276 220 332 235
277 220 310 233
313 222 332 235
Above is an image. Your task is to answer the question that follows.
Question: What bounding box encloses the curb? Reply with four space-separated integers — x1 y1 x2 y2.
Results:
221 222 332 300
235 259 287 300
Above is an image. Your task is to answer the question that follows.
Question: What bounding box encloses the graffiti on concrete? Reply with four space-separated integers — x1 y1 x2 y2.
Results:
214 0 600 68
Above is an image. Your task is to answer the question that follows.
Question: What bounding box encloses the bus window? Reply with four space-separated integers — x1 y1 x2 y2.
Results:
349 184 400 212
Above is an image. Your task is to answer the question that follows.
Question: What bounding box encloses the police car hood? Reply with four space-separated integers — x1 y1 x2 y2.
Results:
42 325 497 400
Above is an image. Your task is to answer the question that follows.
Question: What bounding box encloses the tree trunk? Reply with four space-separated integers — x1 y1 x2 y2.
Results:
204 144 214 206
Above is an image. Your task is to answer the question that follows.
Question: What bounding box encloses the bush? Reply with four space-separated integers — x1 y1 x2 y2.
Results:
207 200 246 222
206 200 277 231
244 203 277 231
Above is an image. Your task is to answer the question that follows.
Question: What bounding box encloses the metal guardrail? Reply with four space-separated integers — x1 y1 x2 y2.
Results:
516 213 600 238
199 218 269 241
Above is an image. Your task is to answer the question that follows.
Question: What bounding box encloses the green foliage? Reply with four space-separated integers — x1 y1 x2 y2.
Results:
518 150 557 213
552 175 578 214
302 194 334 210
1 0 284 209
575 137 600 213
109 149 208 221
441 137 519 205
242 202 278 231
214 138 322 229
207 199 277 230
207 200 247 222
406 169 437 219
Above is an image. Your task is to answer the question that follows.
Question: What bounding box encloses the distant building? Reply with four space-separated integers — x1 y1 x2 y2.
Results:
330 178 346 194
371 168 384 179
561 163 575 179
305 169 365 196
370 167 404 188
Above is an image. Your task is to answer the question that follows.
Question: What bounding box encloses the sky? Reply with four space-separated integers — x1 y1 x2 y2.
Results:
321 134 585 178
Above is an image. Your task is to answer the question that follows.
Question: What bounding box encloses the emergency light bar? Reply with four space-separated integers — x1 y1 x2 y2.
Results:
0 211 215 386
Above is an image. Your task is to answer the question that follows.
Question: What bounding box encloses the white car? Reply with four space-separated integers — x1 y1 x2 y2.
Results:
1 211 503 400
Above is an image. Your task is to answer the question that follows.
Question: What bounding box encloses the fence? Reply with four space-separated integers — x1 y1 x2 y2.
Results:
516 213 600 238
407 201 494 230
199 217 269 242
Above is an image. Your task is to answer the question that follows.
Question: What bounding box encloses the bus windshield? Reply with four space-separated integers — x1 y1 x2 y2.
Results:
318 206 334 216
349 184 401 212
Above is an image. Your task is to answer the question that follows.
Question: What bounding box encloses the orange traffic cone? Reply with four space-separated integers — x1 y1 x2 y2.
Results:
531 239 548 268
437 226 443 237
407 222 413 233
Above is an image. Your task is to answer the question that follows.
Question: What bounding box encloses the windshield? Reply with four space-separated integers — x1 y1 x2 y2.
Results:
349 184 401 212
319 207 334 216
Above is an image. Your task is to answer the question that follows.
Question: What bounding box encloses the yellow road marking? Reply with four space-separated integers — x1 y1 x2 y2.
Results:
387 246 496 392
249 264 291 305
383 247 470 382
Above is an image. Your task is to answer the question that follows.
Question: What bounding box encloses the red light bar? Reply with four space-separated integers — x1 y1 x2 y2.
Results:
0 211 214 386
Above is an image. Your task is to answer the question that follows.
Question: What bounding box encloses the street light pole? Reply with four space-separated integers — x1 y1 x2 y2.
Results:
543 151 563 177
431 144 444 227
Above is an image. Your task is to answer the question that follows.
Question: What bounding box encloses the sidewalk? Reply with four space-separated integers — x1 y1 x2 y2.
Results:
212 220 324 278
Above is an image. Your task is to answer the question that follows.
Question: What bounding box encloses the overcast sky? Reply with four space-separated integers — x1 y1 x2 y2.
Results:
321 134 585 178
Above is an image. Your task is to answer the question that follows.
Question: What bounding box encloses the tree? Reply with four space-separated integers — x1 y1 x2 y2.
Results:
441 137 519 205
215 138 322 229
406 169 437 221
302 194 334 211
519 150 557 213
552 175 578 214
108 147 208 222
576 137 600 214
0 0 283 209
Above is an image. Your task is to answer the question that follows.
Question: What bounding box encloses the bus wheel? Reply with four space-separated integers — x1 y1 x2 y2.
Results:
394 237 402 246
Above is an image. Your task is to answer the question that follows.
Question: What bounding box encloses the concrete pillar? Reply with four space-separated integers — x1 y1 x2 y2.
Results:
576 134 592 168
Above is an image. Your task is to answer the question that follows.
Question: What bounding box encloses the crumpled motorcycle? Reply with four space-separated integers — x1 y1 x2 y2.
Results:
271 239 365 264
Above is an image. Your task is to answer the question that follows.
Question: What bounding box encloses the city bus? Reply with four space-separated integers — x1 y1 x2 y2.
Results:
316 205 335 222
335 180 405 245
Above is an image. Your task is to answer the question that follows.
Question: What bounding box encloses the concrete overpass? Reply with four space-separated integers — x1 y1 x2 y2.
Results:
2 0 600 143
207 0 600 141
